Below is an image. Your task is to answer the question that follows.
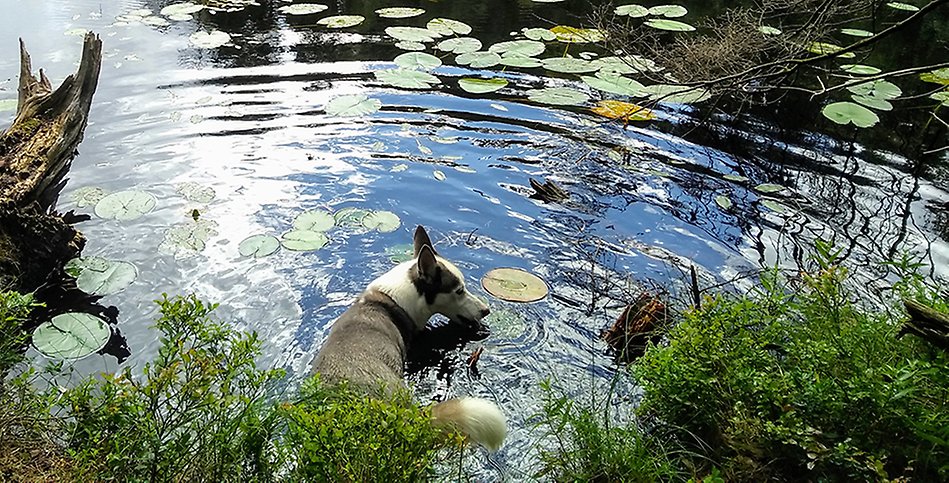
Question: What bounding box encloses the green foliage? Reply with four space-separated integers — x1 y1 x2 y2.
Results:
634 249 949 481
0 291 39 375
281 379 461 482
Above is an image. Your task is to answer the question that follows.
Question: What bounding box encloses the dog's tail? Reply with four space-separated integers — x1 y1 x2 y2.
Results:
432 397 507 451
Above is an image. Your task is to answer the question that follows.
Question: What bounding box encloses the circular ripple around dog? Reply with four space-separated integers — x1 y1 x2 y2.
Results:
481 267 548 302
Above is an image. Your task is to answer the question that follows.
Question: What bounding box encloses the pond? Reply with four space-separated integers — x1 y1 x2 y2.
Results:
1 0 947 478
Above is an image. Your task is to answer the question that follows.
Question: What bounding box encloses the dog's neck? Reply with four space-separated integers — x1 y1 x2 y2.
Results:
367 261 432 331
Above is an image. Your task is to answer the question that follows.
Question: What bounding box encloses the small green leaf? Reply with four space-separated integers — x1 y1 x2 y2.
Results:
375 69 440 89
436 37 482 54
840 28 873 37
760 199 789 213
754 183 786 194
930 90 949 106
281 230 329 251
385 26 438 43
648 5 688 17
846 80 902 99
239 234 280 258
723 174 749 183
885 2 919 11
94 190 157 221
489 40 546 58
807 42 855 58
919 67 949 85
293 210 335 231
32 313 111 360
643 19 695 31
851 95 892 111
394 52 442 70
375 7 425 19
840 64 881 75
715 195 733 210
334 207 371 228
455 51 502 68
615 4 649 17
395 41 427 51
189 30 230 48
523 28 556 41
362 211 401 233
325 94 382 116
459 78 509 94
317 15 365 28
278 3 328 15
821 101 879 127
427 18 471 36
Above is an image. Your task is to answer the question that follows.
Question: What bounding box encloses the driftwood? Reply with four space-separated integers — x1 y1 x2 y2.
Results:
0 33 101 293
602 293 668 363
900 299 949 351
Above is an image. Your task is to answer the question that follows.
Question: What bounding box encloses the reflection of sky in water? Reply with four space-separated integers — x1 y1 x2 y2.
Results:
2 0 947 477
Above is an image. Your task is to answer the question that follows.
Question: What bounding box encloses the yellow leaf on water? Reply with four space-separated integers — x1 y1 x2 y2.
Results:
591 100 656 122
550 25 605 43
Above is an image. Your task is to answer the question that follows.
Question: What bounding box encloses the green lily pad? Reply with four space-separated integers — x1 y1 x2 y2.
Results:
293 210 335 231
644 19 695 31
72 186 106 208
542 57 598 73
65 256 110 278
459 78 509 94
648 5 688 17
846 80 902 99
523 28 556 41
395 52 442 70
930 90 949 106
176 182 215 203
385 243 414 264
395 41 427 51
385 26 438 43
807 42 855 58
760 199 789 213
278 3 328 15
758 25 782 35
189 30 230 48
550 26 604 43
375 69 441 89
920 68 949 85
841 64 881 75
645 84 711 103
281 230 329 251
376 7 425 18
94 190 156 221
427 18 471 36
482 267 548 303
334 207 371 228
840 28 873 37
32 313 111 360
488 40 546 58
74 259 137 295
723 174 749 183
455 51 502 68
238 234 280 258
436 37 482 54
851 95 893 111
159 220 218 257
362 210 401 233
160 2 204 16
527 87 589 106
499 56 543 68
325 94 382 116
317 15 365 28
615 4 649 17
581 72 647 96
886 2 919 11
754 183 786 194
715 195 733 210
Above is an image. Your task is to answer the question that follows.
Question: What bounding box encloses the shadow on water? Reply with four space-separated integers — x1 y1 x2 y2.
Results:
0 0 947 478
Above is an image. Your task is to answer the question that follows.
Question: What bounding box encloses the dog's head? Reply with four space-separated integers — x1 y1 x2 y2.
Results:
409 226 490 329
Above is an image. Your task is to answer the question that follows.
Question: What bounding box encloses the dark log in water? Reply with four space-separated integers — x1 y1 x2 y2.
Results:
901 299 949 351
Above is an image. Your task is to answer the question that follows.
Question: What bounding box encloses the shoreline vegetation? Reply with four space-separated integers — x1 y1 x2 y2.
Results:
2 248 947 482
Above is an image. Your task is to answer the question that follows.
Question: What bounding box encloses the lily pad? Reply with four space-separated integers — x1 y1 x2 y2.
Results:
281 230 329 251
94 190 156 221
644 19 695 31
523 28 556 41
375 69 440 89
376 7 426 18
821 101 879 127
715 195 733 210
72 186 106 207
840 28 873 37
615 4 649 17
754 183 786 194
723 174 749 183
542 57 598 73
806 42 855 58
527 87 590 106
886 2 919 11
550 26 605 43
238 234 280 258
648 5 688 17
488 40 546 58
278 3 328 15
65 256 110 278
930 90 949 106
920 68 949 85
427 18 471 36
591 100 656 121
455 51 502 68
293 210 335 231
385 243 415 263
395 41 427 51
76 259 137 295
325 94 382 116
841 64 881 75
482 267 548 303
499 56 543 68
362 210 401 233
459 78 509 94
760 199 789 213
334 207 371 228
581 72 647 96
758 25 782 35
851 95 893 111
385 26 438 43
846 80 902 99
395 52 442 70
317 15 365 28
32 313 111 361
189 30 230 48
160 2 204 16
436 37 482 54
176 182 215 203
159 220 218 257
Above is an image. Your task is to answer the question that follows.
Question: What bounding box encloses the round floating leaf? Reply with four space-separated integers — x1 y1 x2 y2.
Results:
482 267 548 303
189 30 230 48
375 69 440 89
550 26 605 43
527 87 590 106
455 51 502 68
395 52 442 70
72 186 106 208
489 40 546 58
376 7 425 18
385 26 438 43
806 42 855 58
362 210 401 232
293 210 335 231
841 64 881 75
395 41 427 51
160 2 204 16
317 15 365 28
581 72 647 96
846 79 902 99
723 174 749 183
754 183 786 194
325 94 382 116
648 5 688 17
459 77 509 94
500 56 543 68
758 25 782 35
643 19 695 31
32 313 110 360
542 57 598 73
840 28 873 37
822 101 880 127
760 199 789 213
930 90 949 106
278 3 328 15
76 260 137 295
94 190 156 221
239 234 280 258
65 256 109 278
851 95 893 111
433 170 446 181
615 4 649 17
523 28 556 41
437 37 482 54
427 18 471 36
385 243 414 264
281 230 329 251
920 68 949 85
715 195 733 210
886 2 919 11
176 182 215 203
334 207 371 228
591 100 656 121
159 220 218 257
645 84 711 103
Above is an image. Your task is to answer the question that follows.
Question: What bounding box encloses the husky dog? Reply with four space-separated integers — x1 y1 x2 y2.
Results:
311 226 507 451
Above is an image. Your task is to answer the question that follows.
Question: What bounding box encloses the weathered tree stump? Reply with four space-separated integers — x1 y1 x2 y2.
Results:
0 33 101 293
900 299 949 351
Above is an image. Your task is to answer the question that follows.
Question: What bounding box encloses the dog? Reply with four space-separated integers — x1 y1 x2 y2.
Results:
311 226 507 451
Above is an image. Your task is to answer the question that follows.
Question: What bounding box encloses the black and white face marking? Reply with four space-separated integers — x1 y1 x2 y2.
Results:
411 227 490 326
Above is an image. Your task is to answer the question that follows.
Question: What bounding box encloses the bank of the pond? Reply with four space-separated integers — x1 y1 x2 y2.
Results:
2 253 947 482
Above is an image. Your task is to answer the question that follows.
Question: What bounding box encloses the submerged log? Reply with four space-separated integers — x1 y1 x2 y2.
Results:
0 33 101 293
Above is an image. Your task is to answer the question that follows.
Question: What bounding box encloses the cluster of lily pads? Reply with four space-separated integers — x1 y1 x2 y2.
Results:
238 208 402 258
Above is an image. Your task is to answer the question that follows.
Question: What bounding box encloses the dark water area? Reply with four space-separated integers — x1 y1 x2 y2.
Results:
1 0 947 478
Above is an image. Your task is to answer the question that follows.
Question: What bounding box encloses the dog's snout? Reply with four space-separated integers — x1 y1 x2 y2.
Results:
480 307 491 318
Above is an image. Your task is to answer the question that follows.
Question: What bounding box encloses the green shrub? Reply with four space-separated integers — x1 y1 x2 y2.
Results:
0 291 39 376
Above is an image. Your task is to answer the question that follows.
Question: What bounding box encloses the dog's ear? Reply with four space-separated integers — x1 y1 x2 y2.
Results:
417 244 438 279
413 225 437 256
